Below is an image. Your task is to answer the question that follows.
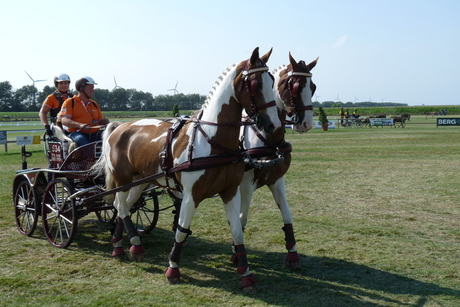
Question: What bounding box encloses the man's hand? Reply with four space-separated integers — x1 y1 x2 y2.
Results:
44 124 53 136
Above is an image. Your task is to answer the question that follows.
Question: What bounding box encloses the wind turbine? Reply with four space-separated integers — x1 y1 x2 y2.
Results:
168 81 179 95
335 94 341 103
112 75 123 91
24 71 46 105
25 71 46 87
314 94 321 102
354 95 359 103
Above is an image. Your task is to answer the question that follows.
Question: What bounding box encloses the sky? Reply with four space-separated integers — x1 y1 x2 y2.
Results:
1 0 459 106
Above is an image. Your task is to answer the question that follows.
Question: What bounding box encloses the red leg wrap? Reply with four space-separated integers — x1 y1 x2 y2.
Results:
165 267 181 279
241 274 258 288
283 224 296 250
233 244 249 275
111 247 126 257
111 217 124 243
130 245 145 255
169 241 185 265
286 251 300 262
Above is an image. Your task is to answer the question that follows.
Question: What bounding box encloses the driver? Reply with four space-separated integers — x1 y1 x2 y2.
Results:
59 76 109 147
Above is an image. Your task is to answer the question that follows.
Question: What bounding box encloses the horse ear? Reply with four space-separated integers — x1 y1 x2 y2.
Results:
260 47 273 64
249 47 260 66
306 57 319 71
289 52 296 66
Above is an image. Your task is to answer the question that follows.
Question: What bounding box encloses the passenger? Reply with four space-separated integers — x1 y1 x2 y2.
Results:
39 73 73 136
345 108 350 118
59 76 110 147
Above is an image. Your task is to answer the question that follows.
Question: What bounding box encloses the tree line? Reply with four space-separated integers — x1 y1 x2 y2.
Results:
0 81 206 112
1 80 408 113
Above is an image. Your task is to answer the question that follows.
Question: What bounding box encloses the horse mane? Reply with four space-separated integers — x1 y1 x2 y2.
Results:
272 65 287 75
203 64 236 109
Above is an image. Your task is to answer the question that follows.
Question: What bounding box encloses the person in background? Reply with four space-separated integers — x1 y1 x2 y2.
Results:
352 109 359 118
345 108 350 118
39 73 73 136
339 108 344 124
59 76 109 147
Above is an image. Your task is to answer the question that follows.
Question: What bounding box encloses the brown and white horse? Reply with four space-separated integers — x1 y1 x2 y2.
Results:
239 53 318 270
91 47 281 292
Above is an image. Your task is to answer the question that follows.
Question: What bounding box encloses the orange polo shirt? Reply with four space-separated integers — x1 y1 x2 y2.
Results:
43 93 61 109
60 96 103 133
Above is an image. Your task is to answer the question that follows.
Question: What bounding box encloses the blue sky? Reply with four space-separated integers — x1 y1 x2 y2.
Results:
1 0 458 106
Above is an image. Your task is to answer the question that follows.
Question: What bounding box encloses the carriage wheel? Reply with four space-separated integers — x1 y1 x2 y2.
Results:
95 208 116 223
130 189 160 234
14 180 39 236
42 179 78 248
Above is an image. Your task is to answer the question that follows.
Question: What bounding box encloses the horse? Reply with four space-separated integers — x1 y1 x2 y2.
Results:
239 53 317 271
391 116 407 128
91 47 281 292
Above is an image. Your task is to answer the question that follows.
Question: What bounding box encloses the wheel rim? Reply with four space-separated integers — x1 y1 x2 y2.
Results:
130 189 159 234
42 179 77 248
95 208 116 223
14 180 39 236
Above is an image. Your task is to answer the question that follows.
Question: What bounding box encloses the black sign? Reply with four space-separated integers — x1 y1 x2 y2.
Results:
436 118 460 126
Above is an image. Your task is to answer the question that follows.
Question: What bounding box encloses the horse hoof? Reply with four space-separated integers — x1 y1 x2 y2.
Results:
111 247 126 259
285 252 301 270
243 284 260 293
165 267 181 284
129 245 145 262
241 274 258 293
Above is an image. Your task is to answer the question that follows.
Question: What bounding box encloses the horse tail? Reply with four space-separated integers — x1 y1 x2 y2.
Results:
91 121 122 204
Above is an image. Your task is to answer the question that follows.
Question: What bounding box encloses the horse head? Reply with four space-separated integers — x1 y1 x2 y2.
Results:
234 47 281 134
275 53 318 133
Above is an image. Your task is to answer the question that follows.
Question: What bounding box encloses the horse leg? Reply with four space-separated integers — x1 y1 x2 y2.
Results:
165 193 195 285
268 177 301 270
111 217 126 258
239 171 257 230
112 185 147 262
224 190 259 293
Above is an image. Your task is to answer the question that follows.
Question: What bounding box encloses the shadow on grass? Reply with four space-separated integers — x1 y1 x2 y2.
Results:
60 219 460 307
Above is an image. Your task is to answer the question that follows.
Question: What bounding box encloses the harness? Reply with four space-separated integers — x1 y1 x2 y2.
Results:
159 63 277 191
282 69 314 123
49 91 74 124
241 117 292 171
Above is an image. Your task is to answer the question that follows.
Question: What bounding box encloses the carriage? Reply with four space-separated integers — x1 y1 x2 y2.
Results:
12 133 171 248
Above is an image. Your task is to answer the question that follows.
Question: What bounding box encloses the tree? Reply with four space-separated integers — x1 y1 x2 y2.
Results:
0 81 14 111
14 85 37 111
172 103 179 117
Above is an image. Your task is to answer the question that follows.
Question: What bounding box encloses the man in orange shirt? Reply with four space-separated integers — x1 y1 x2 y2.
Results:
39 73 73 136
60 76 109 147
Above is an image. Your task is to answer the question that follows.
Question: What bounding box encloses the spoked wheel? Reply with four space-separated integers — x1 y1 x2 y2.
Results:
42 179 77 248
130 188 160 234
14 180 39 236
95 208 116 223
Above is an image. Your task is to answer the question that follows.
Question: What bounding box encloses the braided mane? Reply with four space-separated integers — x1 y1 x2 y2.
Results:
203 64 236 108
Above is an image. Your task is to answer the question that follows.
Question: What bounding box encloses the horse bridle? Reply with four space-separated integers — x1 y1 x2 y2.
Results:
284 70 314 123
238 63 276 120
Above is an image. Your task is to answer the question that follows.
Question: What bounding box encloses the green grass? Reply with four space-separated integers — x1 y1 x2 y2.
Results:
0 115 459 306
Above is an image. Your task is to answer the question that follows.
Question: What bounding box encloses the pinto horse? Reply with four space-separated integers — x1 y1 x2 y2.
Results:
91 47 281 292
239 53 317 270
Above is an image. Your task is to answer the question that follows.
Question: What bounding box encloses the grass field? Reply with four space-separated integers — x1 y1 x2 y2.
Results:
0 116 459 306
